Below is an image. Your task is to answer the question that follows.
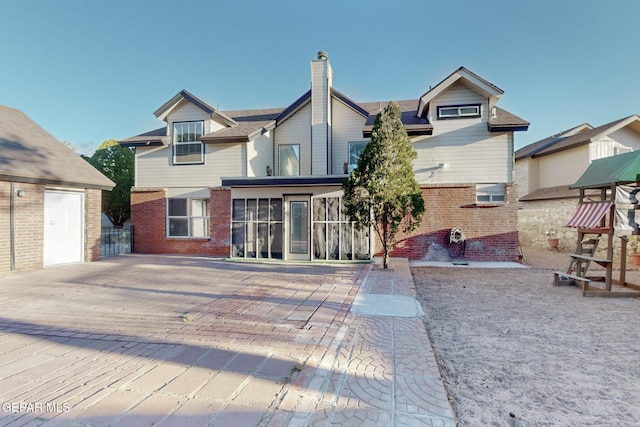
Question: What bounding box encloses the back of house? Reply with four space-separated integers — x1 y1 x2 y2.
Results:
121 52 528 262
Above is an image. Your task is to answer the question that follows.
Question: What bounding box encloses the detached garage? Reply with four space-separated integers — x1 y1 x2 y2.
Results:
0 106 114 273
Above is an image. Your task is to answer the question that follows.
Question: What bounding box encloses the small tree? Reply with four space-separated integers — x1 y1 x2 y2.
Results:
342 101 425 269
84 139 134 226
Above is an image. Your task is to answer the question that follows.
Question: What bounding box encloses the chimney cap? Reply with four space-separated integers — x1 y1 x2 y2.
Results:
317 51 328 61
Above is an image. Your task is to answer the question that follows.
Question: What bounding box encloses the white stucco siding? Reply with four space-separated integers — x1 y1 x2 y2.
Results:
330 99 368 174
538 145 589 189
274 103 311 175
135 143 245 188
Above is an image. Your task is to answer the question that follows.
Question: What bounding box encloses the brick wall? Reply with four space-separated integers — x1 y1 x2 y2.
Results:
379 184 520 262
0 182 10 274
131 187 230 256
85 189 103 262
0 182 105 275
11 182 45 272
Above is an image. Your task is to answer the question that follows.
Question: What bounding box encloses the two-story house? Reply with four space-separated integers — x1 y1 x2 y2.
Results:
120 52 528 262
515 115 640 247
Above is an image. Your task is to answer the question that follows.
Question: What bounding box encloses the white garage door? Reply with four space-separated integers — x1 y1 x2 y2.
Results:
43 190 84 266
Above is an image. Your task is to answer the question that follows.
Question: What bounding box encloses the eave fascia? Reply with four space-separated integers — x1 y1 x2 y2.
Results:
488 124 530 132
199 135 250 143
0 173 115 191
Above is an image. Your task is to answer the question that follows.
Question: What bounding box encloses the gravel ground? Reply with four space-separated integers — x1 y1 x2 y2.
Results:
413 245 640 426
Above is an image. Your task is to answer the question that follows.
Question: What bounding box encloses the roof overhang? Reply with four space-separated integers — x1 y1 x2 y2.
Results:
119 139 166 148
154 89 238 127
362 126 433 138
200 135 250 143
488 124 529 132
0 173 114 191
222 175 347 187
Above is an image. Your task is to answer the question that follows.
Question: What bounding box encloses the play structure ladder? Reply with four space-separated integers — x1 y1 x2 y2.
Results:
566 235 600 277
553 233 601 291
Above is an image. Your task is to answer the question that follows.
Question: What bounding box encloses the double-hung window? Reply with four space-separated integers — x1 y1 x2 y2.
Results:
173 121 204 164
437 104 481 119
167 198 209 237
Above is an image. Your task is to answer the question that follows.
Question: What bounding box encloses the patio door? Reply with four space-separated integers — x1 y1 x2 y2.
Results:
285 195 310 260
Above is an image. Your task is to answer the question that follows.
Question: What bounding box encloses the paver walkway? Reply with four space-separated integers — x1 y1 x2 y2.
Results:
287 259 455 427
0 255 454 426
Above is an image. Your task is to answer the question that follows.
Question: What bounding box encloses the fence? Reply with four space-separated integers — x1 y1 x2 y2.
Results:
101 226 133 256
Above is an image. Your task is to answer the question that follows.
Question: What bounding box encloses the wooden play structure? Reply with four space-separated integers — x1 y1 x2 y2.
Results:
553 151 640 297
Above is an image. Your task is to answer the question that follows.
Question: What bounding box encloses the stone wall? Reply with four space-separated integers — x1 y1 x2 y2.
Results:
518 198 628 259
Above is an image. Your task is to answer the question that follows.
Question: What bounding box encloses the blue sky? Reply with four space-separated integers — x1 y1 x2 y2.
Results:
1 0 639 154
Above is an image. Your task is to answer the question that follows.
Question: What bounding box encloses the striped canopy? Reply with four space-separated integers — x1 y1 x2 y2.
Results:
565 202 612 229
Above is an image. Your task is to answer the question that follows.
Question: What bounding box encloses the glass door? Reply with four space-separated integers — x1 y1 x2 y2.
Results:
285 196 310 260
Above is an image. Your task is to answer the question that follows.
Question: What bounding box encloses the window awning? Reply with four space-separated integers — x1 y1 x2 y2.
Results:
566 202 612 228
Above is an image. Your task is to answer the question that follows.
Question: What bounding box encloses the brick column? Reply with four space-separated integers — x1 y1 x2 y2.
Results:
85 188 103 262
130 188 167 253
209 187 231 256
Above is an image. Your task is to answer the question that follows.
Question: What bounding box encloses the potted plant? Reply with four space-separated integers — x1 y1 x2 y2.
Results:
545 229 559 250
629 236 640 266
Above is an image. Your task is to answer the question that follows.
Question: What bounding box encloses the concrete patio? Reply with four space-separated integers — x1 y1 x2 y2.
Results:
0 255 453 426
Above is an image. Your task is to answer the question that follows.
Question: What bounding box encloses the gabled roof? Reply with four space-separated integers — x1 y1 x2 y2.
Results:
274 88 369 126
417 67 504 118
488 107 530 132
517 115 640 160
361 100 433 137
119 127 169 147
571 150 640 189
0 106 114 190
123 66 527 147
274 90 310 125
200 108 282 143
154 89 238 127
515 123 593 160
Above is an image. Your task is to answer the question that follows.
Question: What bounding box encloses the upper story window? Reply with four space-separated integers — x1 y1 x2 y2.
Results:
476 183 506 204
173 121 204 164
348 141 368 173
615 146 633 156
437 104 481 120
279 144 300 176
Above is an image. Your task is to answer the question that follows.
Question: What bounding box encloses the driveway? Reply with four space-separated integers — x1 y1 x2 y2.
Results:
0 255 362 426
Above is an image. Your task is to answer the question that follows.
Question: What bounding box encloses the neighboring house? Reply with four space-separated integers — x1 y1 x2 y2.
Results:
120 52 528 262
515 115 640 247
0 106 115 273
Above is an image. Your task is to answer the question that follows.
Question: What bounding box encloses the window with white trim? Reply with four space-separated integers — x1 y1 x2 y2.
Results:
476 183 506 204
278 144 300 176
167 198 209 237
437 104 481 119
615 146 633 156
173 121 204 164
348 141 367 173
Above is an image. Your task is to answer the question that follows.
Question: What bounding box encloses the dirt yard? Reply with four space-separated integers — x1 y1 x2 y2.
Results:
413 245 640 426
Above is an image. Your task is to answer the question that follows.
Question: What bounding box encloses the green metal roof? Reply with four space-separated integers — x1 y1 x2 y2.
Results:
571 150 640 189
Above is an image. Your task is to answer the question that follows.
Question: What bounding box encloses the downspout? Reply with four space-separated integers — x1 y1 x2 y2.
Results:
9 182 15 271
